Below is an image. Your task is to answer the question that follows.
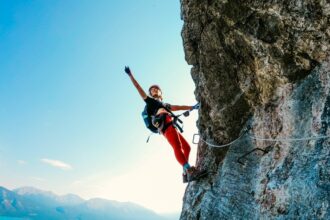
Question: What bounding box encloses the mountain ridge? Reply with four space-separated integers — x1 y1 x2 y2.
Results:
0 186 166 220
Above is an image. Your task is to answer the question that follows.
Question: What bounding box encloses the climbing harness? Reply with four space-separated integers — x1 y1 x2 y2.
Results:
146 103 199 142
167 103 200 133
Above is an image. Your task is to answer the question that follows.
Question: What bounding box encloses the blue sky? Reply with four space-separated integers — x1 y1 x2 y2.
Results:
0 0 198 214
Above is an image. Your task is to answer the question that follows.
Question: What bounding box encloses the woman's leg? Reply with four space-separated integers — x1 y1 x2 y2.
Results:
163 125 188 166
177 132 191 162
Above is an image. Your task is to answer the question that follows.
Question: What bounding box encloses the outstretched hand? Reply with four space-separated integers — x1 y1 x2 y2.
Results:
124 66 132 76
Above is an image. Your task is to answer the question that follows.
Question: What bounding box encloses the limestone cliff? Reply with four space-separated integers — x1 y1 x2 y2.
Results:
180 0 330 219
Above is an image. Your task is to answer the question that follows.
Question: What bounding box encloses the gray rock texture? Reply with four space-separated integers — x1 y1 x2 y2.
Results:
180 0 330 219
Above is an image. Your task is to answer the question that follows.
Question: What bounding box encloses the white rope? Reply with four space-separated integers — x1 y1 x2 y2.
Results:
193 128 249 148
248 134 330 142
192 94 330 146
199 135 243 148
193 129 330 147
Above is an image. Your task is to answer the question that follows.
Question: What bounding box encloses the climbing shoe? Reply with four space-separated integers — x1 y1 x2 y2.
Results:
183 173 188 183
187 167 208 182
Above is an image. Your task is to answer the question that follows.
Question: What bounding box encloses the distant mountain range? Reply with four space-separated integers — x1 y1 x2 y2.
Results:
0 186 178 220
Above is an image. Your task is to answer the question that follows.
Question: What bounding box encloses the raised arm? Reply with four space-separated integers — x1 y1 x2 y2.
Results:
125 66 147 100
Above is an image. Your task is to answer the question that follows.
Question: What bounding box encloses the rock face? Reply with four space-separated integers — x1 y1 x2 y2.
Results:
180 0 330 219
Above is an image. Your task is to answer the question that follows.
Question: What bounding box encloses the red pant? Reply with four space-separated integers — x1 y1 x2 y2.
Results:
162 114 191 166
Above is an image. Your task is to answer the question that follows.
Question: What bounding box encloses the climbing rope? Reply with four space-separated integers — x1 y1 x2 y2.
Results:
193 127 330 147
192 85 330 147
192 126 250 148
248 133 330 142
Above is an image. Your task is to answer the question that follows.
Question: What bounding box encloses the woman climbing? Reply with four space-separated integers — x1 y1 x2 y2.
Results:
124 66 207 183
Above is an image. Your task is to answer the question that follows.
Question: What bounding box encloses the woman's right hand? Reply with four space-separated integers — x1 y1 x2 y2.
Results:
124 66 132 76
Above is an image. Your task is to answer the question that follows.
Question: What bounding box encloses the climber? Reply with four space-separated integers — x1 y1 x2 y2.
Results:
124 66 207 183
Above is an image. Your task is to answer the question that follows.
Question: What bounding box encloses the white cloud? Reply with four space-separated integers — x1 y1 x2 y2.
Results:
41 158 73 170
31 176 46 182
17 160 27 165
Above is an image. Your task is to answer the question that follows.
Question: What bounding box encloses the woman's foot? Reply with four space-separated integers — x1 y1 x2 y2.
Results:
186 166 208 182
